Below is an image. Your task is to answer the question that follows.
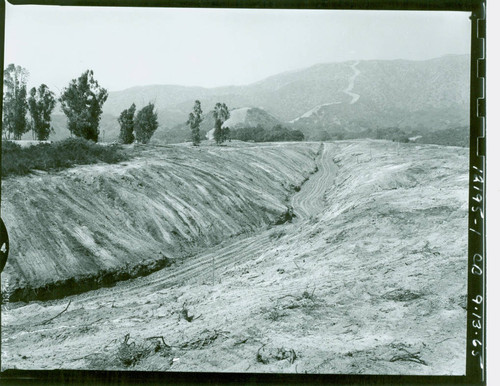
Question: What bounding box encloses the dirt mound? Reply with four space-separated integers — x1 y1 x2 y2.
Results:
1 142 320 302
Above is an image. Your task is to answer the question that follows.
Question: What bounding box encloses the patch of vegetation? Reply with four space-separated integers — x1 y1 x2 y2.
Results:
179 329 229 350
323 125 469 147
263 304 288 321
231 124 305 142
257 345 297 364
339 127 411 143
87 330 230 370
415 126 469 147
1 138 129 177
117 334 153 367
59 70 108 142
87 334 173 369
382 289 423 302
269 288 320 316
269 229 286 240
299 288 317 301
274 207 295 225
180 302 201 322
389 343 428 366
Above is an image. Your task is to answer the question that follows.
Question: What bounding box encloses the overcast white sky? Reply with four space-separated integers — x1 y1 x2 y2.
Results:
4 4 470 92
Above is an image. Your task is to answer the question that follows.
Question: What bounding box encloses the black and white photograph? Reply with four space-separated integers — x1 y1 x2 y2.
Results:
0 2 474 377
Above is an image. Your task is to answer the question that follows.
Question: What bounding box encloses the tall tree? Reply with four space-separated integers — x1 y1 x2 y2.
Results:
27 84 56 141
118 103 136 144
2 64 29 140
187 100 203 146
134 102 158 144
211 103 230 145
59 70 108 142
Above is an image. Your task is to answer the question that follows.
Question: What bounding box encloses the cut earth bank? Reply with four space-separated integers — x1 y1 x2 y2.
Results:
1 140 468 375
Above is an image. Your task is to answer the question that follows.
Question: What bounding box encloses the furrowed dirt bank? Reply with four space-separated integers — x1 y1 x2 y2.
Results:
1 142 321 302
1 140 468 375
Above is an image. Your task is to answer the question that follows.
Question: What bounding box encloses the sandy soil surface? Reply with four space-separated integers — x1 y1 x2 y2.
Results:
1 140 468 375
1 142 319 301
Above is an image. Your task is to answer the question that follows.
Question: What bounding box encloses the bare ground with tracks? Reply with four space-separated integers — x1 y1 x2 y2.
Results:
1 140 468 375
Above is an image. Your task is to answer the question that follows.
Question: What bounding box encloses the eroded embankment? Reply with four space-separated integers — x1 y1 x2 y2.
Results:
1 142 321 302
1 140 469 374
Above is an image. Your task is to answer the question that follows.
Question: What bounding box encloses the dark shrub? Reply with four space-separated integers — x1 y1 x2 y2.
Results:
2 138 128 177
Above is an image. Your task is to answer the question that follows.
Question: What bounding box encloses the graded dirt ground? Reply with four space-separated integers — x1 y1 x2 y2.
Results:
1 140 468 375
1 142 319 301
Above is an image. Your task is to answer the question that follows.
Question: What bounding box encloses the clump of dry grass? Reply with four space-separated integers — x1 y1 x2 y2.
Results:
389 343 428 366
257 345 297 364
2 138 128 177
382 289 423 302
117 334 153 367
179 329 229 350
269 229 286 240
264 304 288 322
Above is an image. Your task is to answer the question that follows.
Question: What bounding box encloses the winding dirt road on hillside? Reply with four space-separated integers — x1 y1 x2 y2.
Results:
2 140 468 375
343 61 361 104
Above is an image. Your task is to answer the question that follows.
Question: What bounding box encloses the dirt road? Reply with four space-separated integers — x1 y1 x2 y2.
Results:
291 142 337 219
1 140 468 375
343 61 361 104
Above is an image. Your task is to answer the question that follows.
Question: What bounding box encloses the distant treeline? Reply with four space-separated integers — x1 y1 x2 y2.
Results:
230 125 305 142
414 126 469 147
320 126 469 147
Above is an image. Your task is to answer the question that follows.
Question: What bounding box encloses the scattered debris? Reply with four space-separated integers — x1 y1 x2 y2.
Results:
390 352 428 366
265 305 288 322
275 207 295 225
300 288 316 301
181 303 201 322
145 336 173 358
257 345 297 364
179 329 229 350
389 343 428 366
234 338 249 345
269 229 286 240
41 300 72 325
116 334 152 367
382 289 423 302
145 335 170 349
293 261 303 270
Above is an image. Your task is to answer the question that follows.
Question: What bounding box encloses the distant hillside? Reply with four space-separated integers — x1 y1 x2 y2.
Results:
286 56 469 139
223 107 282 129
39 55 469 143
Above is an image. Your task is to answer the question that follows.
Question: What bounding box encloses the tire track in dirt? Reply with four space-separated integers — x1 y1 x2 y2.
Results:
290 143 338 219
1 140 346 372
43 143 338 305
2 140 469 375
2 143 320 302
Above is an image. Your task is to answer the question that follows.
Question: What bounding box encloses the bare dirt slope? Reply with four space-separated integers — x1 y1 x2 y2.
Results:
1 140 468 375
1 142 320 301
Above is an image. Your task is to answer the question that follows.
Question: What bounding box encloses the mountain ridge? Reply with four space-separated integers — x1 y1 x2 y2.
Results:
42 54 469 143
